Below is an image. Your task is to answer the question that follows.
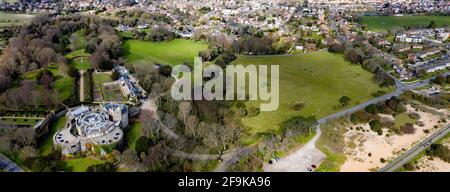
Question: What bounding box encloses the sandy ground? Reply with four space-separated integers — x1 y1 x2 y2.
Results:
413 137 450 172
340 105 445 172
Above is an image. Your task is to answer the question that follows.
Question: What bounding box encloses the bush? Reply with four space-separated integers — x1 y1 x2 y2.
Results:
86 162 116 172
408 112 421 120
365 104 378 114
426 144 450 163
400 123 415 134
350 110 371 124
369 120 383 135
135 136 153 155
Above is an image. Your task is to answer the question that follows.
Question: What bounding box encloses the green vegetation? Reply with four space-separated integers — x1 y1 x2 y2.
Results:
0 12 35 27
53 76 75 101
0 117 41 125
315 121 347 172
64 157 105 172
126 121 142 149
124 39 208 65
360 16 450 32
39 116 66 156
65 50 91 70
93 73 113 85
232 51 392 134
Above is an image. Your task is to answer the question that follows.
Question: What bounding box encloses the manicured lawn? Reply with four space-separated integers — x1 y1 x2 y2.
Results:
39 116 66 156
65 49 91 70
231 51 393 134
63 157 105 172
124 39 208 66
0 12 35 27
53 76 75 101
93 73 113 85
126 121 141 149
360 15 450 32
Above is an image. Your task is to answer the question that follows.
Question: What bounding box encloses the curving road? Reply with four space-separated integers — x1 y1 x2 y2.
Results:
264 73 446 172
379 123 450 172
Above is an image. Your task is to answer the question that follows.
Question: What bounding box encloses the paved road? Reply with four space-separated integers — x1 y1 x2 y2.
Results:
379 123 450 172
264 73 445 172
0 153 23 172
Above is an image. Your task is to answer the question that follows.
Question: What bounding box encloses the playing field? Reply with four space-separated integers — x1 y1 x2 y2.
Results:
0 12 35 27
360 15 450 32
124 39 208 66
232 51 393 134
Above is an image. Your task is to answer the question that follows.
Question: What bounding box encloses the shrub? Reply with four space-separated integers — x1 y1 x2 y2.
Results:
369 120 383 135
365 104 378 114
408 112 420 120
400 123 415 134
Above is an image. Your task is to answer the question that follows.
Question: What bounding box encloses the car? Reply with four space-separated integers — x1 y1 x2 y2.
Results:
306 167 313 172
311 164 317 169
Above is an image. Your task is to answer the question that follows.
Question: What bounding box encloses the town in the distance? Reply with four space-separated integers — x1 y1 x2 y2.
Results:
0 0 449 173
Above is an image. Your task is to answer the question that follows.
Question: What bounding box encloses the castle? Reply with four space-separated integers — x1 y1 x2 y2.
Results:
53 103 129 155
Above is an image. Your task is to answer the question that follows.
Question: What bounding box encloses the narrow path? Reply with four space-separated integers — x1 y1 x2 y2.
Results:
79 70 85 102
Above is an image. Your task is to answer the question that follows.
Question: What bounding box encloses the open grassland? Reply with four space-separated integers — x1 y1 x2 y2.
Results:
124 39 208 66
0 12 35 27
232 51 393 135
39 116 66 156
360 15 450 32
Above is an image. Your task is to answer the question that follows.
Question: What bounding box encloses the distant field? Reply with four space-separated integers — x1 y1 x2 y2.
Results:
232 51 393 135
124 39 208 66
0 12 35 27
360 15 450 32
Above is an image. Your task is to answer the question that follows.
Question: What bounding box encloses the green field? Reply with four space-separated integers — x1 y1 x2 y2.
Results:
65 50 91 70
124 39 208 66
93 73 113 85
22 67 75 102
360 15 450 32
63 157 105 172
232 51 393 134
0 12 35 27
126 121 141 149
39 116 66 156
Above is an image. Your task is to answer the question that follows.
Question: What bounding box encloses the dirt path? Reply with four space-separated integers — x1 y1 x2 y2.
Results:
79 70 85 102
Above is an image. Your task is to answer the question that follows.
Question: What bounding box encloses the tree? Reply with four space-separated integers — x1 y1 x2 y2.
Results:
428 20 437 29
122 148 140 165
159 65 172 77
339 96 351 107
111 70 120 80
369 120 383 135
365 104 378 114
36 69 54 89
135 136 153 155
19 146 38 161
